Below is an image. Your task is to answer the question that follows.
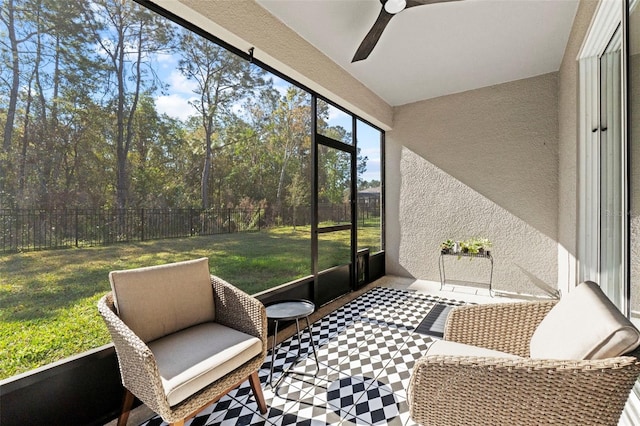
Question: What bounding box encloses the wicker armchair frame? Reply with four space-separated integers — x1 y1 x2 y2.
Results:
98 275 268 426
408 301 640 426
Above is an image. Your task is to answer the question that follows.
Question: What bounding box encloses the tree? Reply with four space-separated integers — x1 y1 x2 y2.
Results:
317 144 350 205
89 0 174 210
178 29 265 210
270 88 311 217
359 179 380 190
0 0 97 207
356 147 369 190
31 0 97 208
0 0 35 193
286 171 307 230
245 86 311 219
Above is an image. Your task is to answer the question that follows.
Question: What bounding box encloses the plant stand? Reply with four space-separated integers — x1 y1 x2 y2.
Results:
438 252 494 296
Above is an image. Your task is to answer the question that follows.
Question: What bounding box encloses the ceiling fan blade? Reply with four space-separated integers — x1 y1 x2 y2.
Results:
351 8 394 62
406 0 462 9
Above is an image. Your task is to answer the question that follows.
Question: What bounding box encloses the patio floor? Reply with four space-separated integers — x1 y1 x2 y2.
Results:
132 276 501 426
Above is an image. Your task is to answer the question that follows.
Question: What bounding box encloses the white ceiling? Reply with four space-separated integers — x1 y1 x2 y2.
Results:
256 0 580 106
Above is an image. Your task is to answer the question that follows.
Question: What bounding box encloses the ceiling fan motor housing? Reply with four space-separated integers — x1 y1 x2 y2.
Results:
384 0 407 14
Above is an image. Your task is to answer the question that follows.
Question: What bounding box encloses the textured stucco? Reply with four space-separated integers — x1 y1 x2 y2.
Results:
556 0 598 294
386 73 559 296
164 0 393 130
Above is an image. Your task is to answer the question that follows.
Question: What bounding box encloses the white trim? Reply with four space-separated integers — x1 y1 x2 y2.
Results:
578 0 623 59
557 246 575 297
578 56 601 285
599 44 624 308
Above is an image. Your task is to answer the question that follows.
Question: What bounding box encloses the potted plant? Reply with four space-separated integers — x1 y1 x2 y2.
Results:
440 239 455 254
457 237 492 258
474 237 492 256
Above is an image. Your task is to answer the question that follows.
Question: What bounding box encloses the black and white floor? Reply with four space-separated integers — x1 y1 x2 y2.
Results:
141 287 467 426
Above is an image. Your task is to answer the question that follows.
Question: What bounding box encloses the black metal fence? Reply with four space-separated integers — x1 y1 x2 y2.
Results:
0 202 381 253
0 208 264 253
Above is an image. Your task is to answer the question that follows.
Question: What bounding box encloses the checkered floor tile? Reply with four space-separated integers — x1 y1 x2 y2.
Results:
140 287 466 426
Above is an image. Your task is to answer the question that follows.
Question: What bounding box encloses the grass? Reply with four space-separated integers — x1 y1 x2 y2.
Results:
0 221 381 379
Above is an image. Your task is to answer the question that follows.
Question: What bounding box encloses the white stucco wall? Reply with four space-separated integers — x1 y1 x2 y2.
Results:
386 73 560 296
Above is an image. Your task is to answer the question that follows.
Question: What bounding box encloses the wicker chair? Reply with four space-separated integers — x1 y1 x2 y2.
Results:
97 258 267 426
408 282 640 426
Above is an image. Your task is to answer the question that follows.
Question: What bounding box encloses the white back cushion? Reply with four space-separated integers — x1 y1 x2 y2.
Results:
530 281 640 360
110 258 215 342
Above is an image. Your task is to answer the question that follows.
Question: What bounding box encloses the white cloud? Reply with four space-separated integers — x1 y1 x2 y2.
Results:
272 76 291 96
156 94 197 121
155 52 175 66
166 70 198 95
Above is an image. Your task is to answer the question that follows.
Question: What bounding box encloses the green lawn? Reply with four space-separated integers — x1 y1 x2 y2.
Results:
0 221 381 379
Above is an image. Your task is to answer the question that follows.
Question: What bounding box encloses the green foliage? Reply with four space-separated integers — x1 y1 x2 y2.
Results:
0 1 349 214
359 179 380 190
286 172 308 230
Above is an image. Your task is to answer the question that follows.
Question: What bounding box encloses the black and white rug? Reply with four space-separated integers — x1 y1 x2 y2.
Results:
141 287 466 426
414 303 455 338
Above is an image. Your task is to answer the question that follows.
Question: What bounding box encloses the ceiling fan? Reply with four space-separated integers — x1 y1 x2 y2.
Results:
352 0 462 62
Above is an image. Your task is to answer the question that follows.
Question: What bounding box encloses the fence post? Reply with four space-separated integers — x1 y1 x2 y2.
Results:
189 208 194 236
258 208 261 231
14 209 20 251
140 208 145 242
228 208 231 233
14 209 19 252
75 209 79 247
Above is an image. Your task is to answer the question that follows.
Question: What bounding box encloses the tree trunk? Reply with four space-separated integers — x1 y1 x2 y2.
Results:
35 21 52 207
2 0 20 191
275 148 290 217
201 130 212 210
115 23 127 211
18 73 34 203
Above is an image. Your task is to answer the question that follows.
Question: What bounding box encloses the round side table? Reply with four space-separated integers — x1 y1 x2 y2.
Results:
266 299 319 387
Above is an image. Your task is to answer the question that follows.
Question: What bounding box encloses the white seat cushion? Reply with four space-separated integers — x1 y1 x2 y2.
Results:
148 322 262 406
530 281 640 360
426 340 521 359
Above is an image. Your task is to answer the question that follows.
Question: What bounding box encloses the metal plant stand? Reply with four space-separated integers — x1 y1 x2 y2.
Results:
438 251 494 296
